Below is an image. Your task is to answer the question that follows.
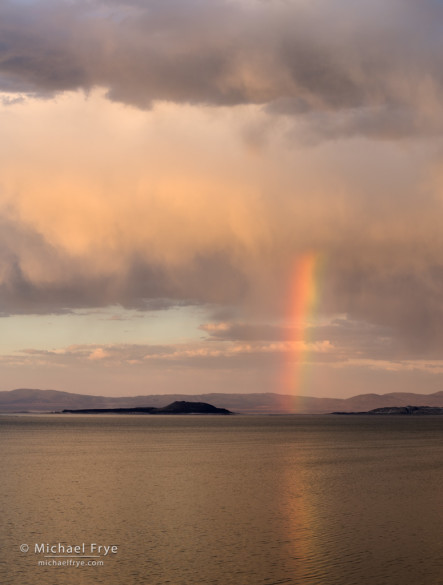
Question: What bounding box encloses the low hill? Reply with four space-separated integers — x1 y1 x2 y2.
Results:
333 405 443 415
61 401 232 415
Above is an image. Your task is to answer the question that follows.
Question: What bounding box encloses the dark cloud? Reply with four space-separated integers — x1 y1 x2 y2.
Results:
322 260 443 357
0 217 249 314
1 0 443 136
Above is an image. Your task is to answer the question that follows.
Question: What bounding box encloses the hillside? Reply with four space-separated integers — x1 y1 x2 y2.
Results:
61 401 232 415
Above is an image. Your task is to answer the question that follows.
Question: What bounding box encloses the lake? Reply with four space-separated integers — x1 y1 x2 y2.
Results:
1 414 443 585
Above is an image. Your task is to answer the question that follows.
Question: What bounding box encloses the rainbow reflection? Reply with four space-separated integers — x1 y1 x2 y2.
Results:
280 251 322 412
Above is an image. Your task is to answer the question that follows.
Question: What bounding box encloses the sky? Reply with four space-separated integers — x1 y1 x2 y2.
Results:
1 0 443 400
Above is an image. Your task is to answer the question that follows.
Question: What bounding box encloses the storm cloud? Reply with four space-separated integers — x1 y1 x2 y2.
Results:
1 0 443 138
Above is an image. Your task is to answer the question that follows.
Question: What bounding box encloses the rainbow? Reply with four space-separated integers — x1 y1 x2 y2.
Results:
280 251 322 412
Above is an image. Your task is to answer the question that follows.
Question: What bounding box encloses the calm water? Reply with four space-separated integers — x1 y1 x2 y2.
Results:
1 414 443 585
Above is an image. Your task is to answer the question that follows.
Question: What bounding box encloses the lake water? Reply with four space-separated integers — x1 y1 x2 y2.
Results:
1 414 443 585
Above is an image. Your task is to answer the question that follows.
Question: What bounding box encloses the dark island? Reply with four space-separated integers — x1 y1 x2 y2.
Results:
59 400 232 415
332 405 443 415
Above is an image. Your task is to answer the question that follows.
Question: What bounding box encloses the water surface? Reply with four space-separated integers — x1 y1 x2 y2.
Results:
1 414 443 585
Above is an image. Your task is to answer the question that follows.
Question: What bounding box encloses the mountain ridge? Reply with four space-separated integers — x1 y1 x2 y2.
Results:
2 388 443 414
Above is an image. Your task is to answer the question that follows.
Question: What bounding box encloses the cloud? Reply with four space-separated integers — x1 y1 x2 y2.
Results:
0 214 250 314
200 312 443 364
200 322 299 341
2 0 443 367
1 91 443 358
12 336 338 370
200 318 399 360
88 347 110 360
8 315 443 374
1 0 443 138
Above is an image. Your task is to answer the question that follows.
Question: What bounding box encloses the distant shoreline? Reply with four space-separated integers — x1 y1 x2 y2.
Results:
3 388 443 414
332 406 443 415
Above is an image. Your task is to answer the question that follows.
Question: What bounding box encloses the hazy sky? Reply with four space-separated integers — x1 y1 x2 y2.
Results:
1 0 443 399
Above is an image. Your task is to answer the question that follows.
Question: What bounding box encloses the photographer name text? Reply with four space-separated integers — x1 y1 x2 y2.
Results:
34 543 118 556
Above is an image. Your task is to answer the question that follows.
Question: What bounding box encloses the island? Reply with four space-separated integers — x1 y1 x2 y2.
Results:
332 405 443 415
59 400 233 415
